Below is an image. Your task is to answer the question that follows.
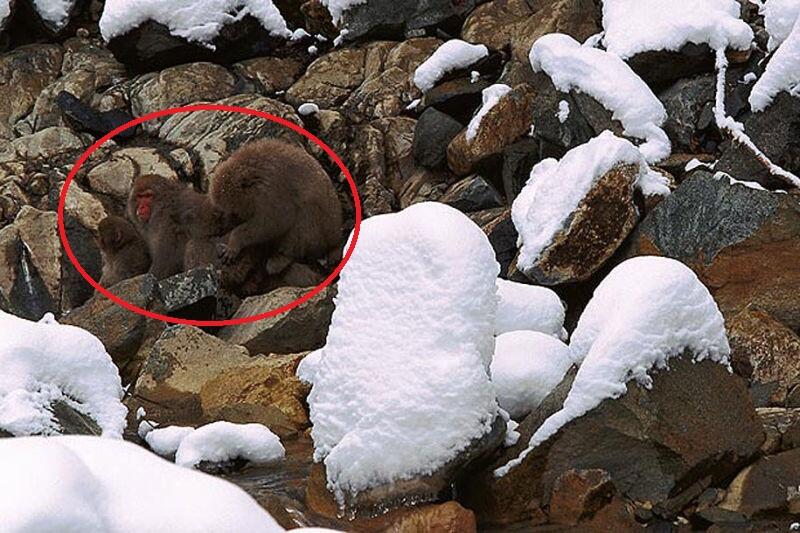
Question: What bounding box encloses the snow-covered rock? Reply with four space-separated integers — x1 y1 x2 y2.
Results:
31 0 76 32
466 84 511 142
0 436 284 532
495 256 730 476
601 0 753 59
145 426 196 457
413 39 489 92
530 33 671 163
491 331 572 420
321 0 367 24
99 0 291 45
307 202 500 505
0 312 126 438
763 0 800 51
175 421 285 469
749 15 800 112
511 131 667 277
494 279 565 339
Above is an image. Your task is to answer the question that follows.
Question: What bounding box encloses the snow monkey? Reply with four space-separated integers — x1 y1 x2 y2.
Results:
97 215 151 287
210 139 343 273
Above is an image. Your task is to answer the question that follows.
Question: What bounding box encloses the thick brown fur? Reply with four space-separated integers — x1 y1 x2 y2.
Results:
210 139 343 266
97 215 151 287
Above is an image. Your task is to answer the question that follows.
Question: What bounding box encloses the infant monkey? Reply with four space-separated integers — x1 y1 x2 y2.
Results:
97 215 151 287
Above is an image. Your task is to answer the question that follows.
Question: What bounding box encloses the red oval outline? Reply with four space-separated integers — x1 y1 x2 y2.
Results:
57 103 361 327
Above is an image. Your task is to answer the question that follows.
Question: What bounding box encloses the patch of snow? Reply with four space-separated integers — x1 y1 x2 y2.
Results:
32 0 74 30
321 0 367 24
138 420 157 439
583 31 605 48
146 426 196 457
470 70 480 83
602 0 753 59
740 72 758 84
0 0 11 23
0 311 126 438
298 102 320 115
499 409 520 447
307 202 499 505
406 98 420 111
135 407 146 420
466 84 511 142
291 27 310 40
556 100 570 123
0 436 284 532
99 0 292 47
763 0 800 51
713 171 785 192
495 278 565 339
511 131 661 271
750 15 800 112
531 33 671 163
175 421 285 469
491 331 573 420
685 158 715 171
495 256 730 477
413 39 489 92
297 349 323 384
308 45 319 55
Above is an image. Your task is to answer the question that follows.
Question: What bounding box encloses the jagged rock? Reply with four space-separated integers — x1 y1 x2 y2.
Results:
62 274 165 384
516 163 639 285
459 357 764 526
728 309 800 407
440 175 503 213
106 17 290 72
332 0 478 42
0 126 87 163
627 43 718 92
719 448 800 518
86 147 179 201
63 180 107 234
630 173 800 330
218 285 335 356
54 91 134 140
0 44 63 139
133 326 254 426
157 267 222 319
447 84 536 176
233 56 303 94
371 116 416 194
462 0 601 63
129 62 238 133
413 107 463 169
758 408 800 455
382 501 477 533
659 73 717 153
361 176 395 217
419 77 491 124
60 210 102 312
501 139 540 201
470 207 517 278
285 47 367 109
716 93 800 188
157 93 303 185
199 352 311 438
307 416 506 519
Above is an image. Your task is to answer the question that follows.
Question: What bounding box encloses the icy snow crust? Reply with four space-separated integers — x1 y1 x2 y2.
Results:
466 84 511 142
750 15 800 112
307 202 499 503
530 33 671 163
175 421 285 468
601 0 753 58
495 278 565 338
99 0 291 45
495 257 730 476
413 39 489 92
491 331 572 420
0 312 126 438
511 131 659 272
0 436 284 532
764 0 800 51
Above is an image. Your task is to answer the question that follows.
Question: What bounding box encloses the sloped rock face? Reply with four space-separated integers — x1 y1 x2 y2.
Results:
459 357 764 527
630 173 800 330
718 448 800 519
516 164 640 285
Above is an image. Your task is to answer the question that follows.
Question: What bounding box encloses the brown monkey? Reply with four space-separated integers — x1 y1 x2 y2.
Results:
97 215 151 287
210 139 343 268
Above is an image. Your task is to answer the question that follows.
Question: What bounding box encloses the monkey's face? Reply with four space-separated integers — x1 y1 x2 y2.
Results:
134 189 155 223
98 216 135 252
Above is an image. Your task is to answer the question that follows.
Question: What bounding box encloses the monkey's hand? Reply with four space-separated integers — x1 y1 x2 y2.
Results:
218 242 241 264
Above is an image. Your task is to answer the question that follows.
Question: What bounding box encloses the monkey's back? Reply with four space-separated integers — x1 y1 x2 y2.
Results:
210 139 343 259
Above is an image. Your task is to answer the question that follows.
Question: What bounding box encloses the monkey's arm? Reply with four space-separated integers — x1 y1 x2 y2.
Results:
220 213 291 263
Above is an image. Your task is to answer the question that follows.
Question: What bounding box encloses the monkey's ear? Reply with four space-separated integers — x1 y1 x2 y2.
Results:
113 226 124 247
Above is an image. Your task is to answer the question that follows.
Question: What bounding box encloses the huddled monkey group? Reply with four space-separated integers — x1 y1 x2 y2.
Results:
97 139 343 297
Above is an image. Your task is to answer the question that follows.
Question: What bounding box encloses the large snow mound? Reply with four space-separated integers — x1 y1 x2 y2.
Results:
0 436 284 532
511 131 664 272
307 202 500 504
0 312 126 438
99 0 291 45
602 0 753 59
764 0 800 51
491 331 572 420
749 15 800 112
175 421 285 468
530 33 671 163
413 39 489 92
495 256 730 476
495 278 565 338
